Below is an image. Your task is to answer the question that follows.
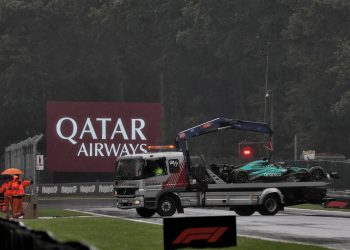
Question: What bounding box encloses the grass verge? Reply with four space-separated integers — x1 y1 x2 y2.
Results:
24 216 328 250
38 208 90 217
0 208 89 219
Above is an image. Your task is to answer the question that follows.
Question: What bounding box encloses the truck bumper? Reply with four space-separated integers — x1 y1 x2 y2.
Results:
116 196 144 209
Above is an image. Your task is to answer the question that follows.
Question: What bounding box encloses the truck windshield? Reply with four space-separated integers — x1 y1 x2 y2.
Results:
115 158 144 180
115 157 167 180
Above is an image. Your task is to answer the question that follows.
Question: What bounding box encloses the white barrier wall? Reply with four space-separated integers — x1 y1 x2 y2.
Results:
37 182 114 195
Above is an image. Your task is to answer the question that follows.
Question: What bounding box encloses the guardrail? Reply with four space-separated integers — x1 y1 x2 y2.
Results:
0 218 93 250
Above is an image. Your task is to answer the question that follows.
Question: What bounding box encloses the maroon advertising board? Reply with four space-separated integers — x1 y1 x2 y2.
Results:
47 102 162 172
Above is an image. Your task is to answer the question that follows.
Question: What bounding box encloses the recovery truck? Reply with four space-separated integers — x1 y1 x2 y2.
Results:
114 118 333 217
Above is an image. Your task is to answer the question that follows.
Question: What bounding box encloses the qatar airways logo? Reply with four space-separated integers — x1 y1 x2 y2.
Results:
55 117 148 157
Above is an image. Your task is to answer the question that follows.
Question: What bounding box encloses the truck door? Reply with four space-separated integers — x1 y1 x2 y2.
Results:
162 158 187 190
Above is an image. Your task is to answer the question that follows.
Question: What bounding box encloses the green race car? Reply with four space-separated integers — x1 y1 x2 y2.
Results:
211 160 329 183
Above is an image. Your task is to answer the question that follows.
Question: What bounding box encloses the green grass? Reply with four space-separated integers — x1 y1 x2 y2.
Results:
25 217 162 250
24 216 328 250
0 208 89 219
289 203 350 212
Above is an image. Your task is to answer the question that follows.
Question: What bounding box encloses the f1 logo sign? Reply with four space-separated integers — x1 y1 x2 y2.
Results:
172 227 228 244
164 216 236 250
325 200 350 209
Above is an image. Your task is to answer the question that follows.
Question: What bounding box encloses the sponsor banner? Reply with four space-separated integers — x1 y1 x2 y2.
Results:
38 182 114 196
324 199 350 209
47 101 162 172
163 216 236 250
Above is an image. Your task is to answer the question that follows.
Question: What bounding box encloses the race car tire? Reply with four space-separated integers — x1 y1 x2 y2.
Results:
231 206 256 216
157 196 177 217
136 208 156 218
309 166 325 181
235 171 248 183
258 194 280 216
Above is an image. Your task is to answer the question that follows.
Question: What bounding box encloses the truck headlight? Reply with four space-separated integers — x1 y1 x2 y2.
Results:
134 199 141 205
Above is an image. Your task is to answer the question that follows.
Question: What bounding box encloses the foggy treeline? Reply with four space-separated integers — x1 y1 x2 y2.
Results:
0 0 350 161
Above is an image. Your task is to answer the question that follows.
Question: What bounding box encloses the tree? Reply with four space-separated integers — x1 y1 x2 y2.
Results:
282 0 350 156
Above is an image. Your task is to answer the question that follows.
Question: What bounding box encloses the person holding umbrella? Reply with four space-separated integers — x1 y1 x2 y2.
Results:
1 168 27 219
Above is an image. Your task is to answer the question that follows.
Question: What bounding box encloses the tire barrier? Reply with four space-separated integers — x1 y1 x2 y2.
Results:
0 218 92 250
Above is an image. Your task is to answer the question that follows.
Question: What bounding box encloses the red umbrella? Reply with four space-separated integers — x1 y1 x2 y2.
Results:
1 168 24 175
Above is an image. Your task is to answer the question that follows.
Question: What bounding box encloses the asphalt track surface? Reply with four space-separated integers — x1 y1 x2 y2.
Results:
40 197 350 250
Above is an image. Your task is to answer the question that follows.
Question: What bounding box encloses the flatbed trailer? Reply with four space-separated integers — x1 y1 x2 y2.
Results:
115 181 329 217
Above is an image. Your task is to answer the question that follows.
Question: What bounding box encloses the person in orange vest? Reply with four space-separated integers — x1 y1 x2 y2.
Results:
0 177 8 212
0 176 14 218
11 175 32 219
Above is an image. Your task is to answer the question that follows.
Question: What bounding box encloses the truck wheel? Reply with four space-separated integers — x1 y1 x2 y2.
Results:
232 206 255 216
136 208 156 218
309 166 325 181
258 194 280 216
157 196 177 217
236 171 248 183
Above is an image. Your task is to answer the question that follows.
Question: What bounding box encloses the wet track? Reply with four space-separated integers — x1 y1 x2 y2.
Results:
40 198 350 250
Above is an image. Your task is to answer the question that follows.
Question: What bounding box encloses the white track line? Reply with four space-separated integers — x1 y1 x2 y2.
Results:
64 209 162 226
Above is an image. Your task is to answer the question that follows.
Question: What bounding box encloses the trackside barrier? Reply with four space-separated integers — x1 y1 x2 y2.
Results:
37 182 114 196
0 218 93 250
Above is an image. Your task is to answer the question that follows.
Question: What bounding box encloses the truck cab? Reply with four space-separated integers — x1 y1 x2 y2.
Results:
114 151 186 217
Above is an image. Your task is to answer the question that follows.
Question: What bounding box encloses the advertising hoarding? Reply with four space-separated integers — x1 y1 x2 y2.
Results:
47 101 162 172
163 216 236 250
